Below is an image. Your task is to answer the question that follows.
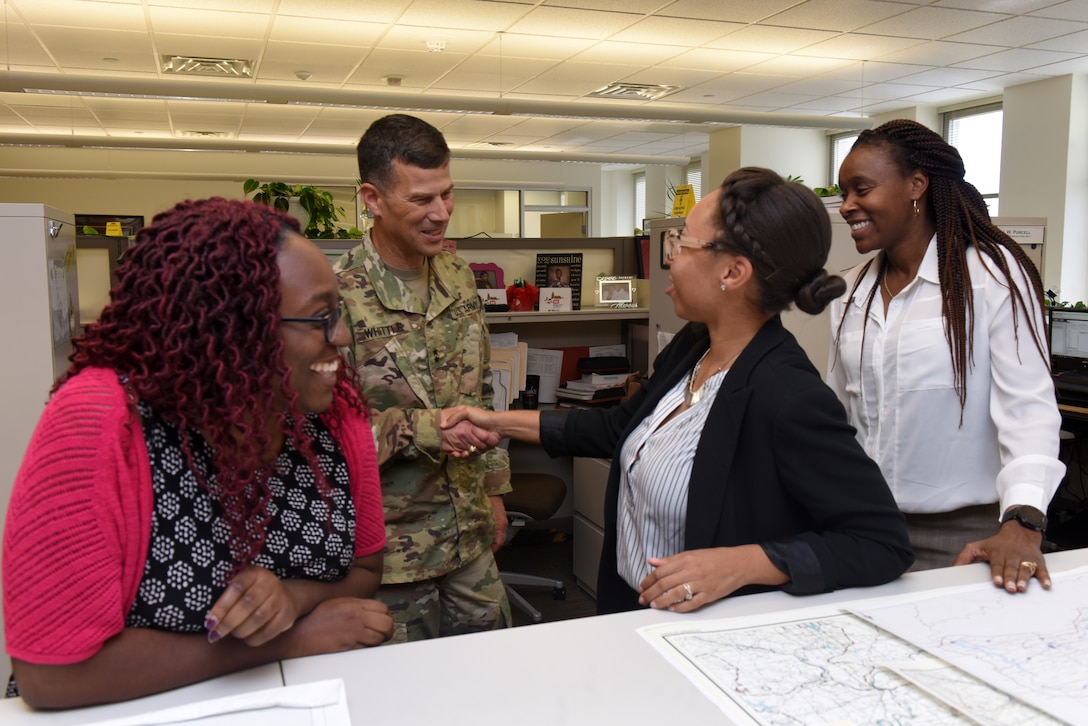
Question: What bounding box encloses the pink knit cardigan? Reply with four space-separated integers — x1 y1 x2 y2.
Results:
2 367 385 665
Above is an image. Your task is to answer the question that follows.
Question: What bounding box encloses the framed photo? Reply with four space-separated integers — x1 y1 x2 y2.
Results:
595 275 636 306
539 287 572 312
534 253 583 309
469 262 504 290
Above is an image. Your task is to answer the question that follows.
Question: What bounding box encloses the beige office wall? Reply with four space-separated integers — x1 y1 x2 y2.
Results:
0 147 613 236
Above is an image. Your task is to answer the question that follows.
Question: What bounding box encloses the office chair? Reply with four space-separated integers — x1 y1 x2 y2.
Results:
500 472 567 624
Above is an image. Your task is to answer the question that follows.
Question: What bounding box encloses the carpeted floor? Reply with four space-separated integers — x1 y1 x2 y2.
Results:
494 523 598 627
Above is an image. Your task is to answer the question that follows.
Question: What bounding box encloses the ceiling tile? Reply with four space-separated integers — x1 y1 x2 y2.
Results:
816 61 932 83
663 0 801 23
34 27 156 70
350 49 472 88
274 0 411 22
398 0 533 30
506 6 642 39
431 56 556 94
573 42 689 66
766 0 914 33
607 16 743 46
148 5 271 38
1030 0 1088 21
742 55 855 76
475 34 597 60
954 47 1081 72
860 6 1005 39
10 0 147 30
1026 28 1088 52
935 0 1056 12
1002 57 1088 76
947 15 1087 45
874 40 1004 66
897 66 1003 85
377 25 494 53
655 47 776 72
798 33 925 60
511 61 650 96
268 17 387 45
706 25 838 54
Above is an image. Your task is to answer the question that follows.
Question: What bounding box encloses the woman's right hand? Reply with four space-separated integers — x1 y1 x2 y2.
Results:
284 598 393 658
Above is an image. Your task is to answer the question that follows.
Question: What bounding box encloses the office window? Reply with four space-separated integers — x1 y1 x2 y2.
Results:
444 188 590 238
944 103 1003 216
683 162 702 201
634 171 646 232
829 132 859 186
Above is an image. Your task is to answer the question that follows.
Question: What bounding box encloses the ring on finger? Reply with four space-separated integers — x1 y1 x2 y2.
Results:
468 445 478 455
1020 560 1038 575
682 583 694 601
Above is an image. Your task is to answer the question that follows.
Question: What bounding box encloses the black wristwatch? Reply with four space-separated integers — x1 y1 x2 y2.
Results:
1000 505 1048 533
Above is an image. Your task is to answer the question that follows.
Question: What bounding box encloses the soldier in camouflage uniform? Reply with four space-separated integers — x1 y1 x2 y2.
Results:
336 114 512 643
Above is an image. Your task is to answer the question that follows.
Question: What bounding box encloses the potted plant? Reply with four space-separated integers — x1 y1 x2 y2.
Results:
243 179 363 239
812 183 842 210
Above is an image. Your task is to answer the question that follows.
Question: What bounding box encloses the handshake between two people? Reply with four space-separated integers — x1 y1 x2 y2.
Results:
440 405 500 459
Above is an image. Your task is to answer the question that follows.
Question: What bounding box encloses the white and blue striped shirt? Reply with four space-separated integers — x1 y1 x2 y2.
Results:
616 367 728 591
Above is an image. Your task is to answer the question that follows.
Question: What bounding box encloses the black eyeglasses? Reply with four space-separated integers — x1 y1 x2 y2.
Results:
281 302 344 345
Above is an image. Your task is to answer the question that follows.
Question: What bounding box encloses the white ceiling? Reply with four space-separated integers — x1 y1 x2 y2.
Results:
1 0 1087 164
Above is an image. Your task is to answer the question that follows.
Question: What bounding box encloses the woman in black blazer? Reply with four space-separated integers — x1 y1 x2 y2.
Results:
445 168 913 614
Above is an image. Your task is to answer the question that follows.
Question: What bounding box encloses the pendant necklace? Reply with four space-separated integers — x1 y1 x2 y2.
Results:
685 348 737 407
882 268 896 299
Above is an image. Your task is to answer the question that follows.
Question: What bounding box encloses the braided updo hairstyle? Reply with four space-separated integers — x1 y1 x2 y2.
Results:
59 197 366 576
713 166 846 317
838 119 1046 413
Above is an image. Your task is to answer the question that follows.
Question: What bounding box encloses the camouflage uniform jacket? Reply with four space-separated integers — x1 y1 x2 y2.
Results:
336 236 511 584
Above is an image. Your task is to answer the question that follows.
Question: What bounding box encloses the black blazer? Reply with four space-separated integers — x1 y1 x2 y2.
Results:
540 318 913 614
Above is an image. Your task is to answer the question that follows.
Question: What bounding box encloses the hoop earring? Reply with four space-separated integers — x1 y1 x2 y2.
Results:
912 199 919 216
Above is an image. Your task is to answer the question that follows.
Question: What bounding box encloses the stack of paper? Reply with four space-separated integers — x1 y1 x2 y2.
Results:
489 332 528 411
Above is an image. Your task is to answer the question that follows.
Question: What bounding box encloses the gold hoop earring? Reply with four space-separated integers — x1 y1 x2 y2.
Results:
912 199 919 216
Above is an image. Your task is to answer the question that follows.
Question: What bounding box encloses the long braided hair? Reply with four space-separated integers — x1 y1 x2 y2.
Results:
835 119 1047 413
58 197 366 577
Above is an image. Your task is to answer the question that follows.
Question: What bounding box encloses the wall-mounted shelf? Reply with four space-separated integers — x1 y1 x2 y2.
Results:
486 307 648 325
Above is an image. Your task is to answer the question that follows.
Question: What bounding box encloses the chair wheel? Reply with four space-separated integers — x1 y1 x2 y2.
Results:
553 586 566 600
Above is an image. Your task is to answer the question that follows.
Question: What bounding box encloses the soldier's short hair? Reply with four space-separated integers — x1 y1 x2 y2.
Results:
357 114 450 192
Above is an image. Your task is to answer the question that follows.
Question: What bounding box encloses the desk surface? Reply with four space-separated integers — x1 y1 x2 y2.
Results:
282 547 1088 725
7 550 1086 725
0 663 283 725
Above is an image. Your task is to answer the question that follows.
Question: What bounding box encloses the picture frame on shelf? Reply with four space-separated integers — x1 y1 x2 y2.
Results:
469 262 504 290
477 287 509 312
539 287 573 312
595 275 636 306
534 253 583 309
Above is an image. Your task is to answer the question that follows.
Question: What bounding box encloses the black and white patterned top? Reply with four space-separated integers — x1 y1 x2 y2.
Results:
126 402 355 633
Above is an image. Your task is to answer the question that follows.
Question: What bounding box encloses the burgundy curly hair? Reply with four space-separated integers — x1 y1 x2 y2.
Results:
60 196 366 575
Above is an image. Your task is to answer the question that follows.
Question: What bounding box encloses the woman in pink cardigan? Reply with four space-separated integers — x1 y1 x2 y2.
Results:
3 198 392 709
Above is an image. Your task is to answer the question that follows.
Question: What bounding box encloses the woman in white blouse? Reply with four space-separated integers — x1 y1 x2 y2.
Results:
829 119 1064 592
445 168 913 614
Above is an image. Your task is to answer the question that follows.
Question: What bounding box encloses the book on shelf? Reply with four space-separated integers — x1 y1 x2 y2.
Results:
563 378 626 392
576 372 630 386
554 385 625 401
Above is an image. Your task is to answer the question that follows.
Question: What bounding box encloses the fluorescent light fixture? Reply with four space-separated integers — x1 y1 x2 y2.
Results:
510 112 691 123
286 100 493 114
23 88 265 104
